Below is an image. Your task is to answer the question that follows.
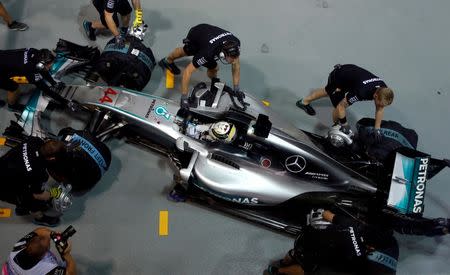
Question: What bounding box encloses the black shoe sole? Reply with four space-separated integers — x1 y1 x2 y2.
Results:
158 59 181 75
296 100 316 116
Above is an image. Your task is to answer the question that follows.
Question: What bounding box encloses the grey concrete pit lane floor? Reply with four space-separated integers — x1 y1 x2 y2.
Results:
1 0 450 274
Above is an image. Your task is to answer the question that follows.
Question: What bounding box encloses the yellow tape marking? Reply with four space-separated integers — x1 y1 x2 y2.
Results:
0 208 12 218
262 100 271 107
159 210 169 236
10 76 29 84
0 137 6 146
165 70 174 89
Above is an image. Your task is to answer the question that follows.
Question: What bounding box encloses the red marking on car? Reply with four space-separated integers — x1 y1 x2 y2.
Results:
99 88 118 103
261 158 271 168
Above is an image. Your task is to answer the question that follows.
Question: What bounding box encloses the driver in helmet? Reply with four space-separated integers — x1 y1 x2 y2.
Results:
158 24 241 110
0 48 65 112
186 121 237 144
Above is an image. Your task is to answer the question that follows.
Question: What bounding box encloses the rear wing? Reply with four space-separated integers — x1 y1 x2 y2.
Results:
387 148 449 216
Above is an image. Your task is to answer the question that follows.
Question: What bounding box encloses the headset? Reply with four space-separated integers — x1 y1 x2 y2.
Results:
218 40 240 64
35 49 56 71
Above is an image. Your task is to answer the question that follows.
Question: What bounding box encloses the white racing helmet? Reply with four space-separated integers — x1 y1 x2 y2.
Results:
210 121 237 143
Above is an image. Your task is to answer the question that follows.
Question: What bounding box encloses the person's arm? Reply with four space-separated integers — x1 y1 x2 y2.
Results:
181 62 197 95
32 191 51 201
374 105 384 129
104 11 120 37
323 210 357 227
131 0 143 28
61 242 76 275
231 57 240 89
322 210 335 223
131 0 141 9
47 241 76 275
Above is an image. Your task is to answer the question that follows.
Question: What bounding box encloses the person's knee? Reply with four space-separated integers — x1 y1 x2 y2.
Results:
168 47 187 62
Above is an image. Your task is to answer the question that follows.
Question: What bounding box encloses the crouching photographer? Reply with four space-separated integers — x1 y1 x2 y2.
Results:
3 226 77 275
268 210 398 275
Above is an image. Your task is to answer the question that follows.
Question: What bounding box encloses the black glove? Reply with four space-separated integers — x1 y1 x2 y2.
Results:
426 218 449 236
114 35 126 49
180 94 189 110
53 82 66 91
371 128 383 144
67 100 81 112
339 123 351 134
233 85 245 98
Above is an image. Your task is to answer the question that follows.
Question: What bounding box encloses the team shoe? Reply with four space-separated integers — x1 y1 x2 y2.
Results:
158 58 181 75
167 187 187 202
267 265 280 275
33 215 60 227
83 20 96 41
8 21 29 31
14 207 29 216
296 98 316 116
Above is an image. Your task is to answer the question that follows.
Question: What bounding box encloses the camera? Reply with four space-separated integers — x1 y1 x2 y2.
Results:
50 225 76 255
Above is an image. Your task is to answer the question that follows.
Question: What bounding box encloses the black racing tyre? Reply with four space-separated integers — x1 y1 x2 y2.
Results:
95 35 156 91
58 127 112 192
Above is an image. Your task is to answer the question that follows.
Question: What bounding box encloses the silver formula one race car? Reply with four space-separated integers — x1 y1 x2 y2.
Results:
4 40 449 236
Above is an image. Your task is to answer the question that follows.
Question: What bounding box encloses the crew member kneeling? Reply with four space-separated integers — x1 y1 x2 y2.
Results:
0 48 65 112
296 64 394 143
268 210 399 275
0 137 70 227
158 23 241 110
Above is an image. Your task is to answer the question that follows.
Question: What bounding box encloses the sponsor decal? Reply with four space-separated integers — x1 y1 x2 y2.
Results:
22 143 32 172
305 172 329 180
106 0 115 9
34 73 43 82
99 88 118 104
196 57 207 66
347 93 359 104
232 197 259 204
192 179 260 205
154 106 171 120
23 50 29 64
131 48 140 56
411 157 429 213
367 251 398 271
145 99 156 119
70 134 108 175
285 155 306 173
362 78 383 85
239 142 253 150
209 32 232 44
349 226 362 256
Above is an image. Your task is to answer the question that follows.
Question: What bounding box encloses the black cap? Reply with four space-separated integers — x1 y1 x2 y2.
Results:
222 40 240 58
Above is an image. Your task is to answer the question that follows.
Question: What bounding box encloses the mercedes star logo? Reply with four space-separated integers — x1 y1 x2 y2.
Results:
285 155 306 173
